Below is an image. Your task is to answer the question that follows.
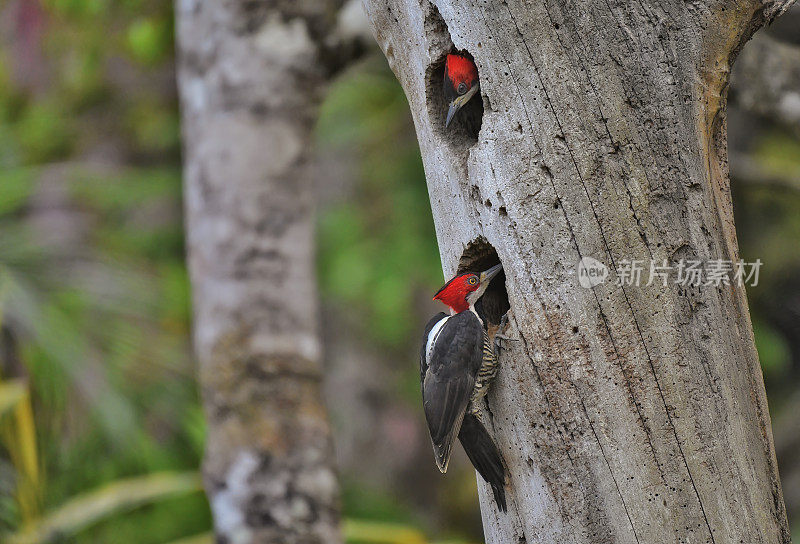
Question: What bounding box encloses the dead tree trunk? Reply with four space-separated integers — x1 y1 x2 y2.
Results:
363 0 793 542
175 2 360 542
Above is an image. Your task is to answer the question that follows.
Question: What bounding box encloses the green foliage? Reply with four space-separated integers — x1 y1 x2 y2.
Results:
0 158 203 538
340 478 420 526
46 0 109 18
344 519 427 544
752 318 790 377
9 472 204 544
126 18 172 66
316 61 442 348
15 102 73 163
0 378 41 526
0 168 35 215
0 1 203 541
156 519 478 544
734 128 800 390
753 131 800 177
739 130 800 273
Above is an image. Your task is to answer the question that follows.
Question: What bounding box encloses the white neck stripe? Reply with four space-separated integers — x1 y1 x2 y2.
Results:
425 315 450 364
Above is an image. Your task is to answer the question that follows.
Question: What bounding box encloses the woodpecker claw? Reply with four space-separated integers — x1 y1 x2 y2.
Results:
494 334 519 353
493 314 518 352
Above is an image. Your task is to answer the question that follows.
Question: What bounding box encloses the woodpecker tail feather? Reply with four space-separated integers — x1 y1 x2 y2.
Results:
459 413 507 512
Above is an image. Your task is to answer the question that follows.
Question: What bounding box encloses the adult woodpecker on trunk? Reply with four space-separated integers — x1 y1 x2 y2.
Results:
443 53 479 128
420 264 508 512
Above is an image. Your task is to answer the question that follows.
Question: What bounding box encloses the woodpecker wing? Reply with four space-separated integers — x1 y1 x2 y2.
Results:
420 311 484 473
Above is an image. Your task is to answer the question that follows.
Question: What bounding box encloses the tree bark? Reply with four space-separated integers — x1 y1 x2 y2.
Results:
363 0 794 542
175 2 359 542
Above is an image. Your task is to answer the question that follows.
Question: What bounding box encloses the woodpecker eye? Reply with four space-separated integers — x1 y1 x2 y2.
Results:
457 82 468 95
468 276 478 285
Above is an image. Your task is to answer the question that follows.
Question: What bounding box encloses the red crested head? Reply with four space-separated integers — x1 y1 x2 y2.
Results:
444 54 478 94
443 53 479 127
433 273 480 313
432 264 503 314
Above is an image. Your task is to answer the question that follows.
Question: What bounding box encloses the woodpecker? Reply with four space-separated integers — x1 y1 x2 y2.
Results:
420 263 508 512
443 53 480 128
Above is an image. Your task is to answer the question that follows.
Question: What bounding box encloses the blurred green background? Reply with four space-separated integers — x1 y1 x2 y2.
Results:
0 1 798 543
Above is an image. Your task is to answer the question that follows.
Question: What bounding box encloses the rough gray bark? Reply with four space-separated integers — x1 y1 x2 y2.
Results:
175 2 361 542
733 32 800 135
363 0 794 542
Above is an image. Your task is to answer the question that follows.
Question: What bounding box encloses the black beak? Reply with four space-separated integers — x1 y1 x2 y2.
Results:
444 84 479 128
479 263 503 284
445 101 460 128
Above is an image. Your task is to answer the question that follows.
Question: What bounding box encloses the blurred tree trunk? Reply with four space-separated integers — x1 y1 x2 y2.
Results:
175 2 359 542
732 32 800 137
363 0 794 542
